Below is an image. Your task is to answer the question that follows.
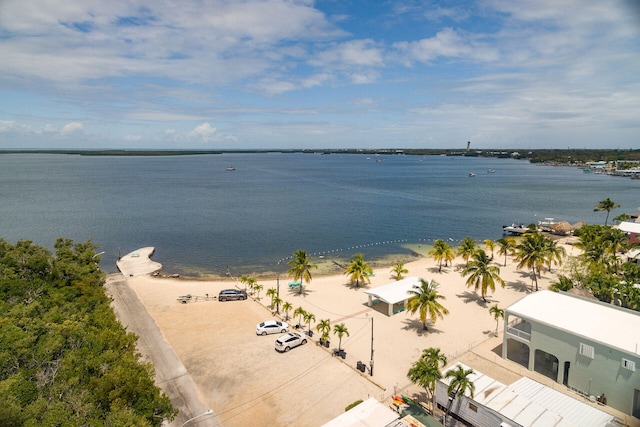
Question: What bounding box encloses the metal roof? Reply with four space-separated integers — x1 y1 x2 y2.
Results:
619 221 640 234
321 397 400 427
440 362 615 427
363 277 423 306
506 290 640 356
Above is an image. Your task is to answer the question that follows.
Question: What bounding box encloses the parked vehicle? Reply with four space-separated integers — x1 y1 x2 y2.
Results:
218 289 247 302
274 332 307 352
256 320 289 335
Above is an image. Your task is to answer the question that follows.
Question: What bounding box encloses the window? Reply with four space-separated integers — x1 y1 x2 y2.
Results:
622 358 636 372
579 343 595 359
468 403 478 412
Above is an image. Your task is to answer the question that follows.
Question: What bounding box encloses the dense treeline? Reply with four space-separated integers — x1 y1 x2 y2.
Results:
1 148 639 164
551 224 640 310
0 238 177 426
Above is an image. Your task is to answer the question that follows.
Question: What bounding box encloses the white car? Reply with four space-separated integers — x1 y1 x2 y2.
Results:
256 320 289 336
275 332 307 352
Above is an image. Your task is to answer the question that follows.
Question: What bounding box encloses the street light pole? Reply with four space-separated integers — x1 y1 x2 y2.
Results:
369 315 374 376
276 273 280 314
181 409 213 427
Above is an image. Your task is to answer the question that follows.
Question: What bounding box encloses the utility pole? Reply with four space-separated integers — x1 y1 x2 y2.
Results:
369 316 374 376
276 274 280 314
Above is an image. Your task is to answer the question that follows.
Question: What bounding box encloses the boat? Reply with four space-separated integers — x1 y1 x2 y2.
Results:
503 223 528 235
468 173 476 177
225 166 235 171
487 169 495 173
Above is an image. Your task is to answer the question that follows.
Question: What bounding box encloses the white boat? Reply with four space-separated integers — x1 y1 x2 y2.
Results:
503 223 528 235
225 166 235 171
487 169 495 173
468 173 476 177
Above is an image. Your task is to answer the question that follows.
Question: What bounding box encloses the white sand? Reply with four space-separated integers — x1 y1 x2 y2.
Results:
120 239 598 426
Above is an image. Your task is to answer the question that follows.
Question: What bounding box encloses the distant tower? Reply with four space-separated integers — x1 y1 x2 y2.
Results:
466 141 471 152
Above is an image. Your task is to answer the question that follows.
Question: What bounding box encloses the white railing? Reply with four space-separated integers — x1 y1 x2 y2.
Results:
507 327 531 341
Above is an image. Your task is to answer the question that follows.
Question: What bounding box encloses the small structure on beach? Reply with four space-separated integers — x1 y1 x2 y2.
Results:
363 277 422 316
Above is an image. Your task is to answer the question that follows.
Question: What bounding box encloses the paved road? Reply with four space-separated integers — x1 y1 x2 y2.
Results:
105 275 219 427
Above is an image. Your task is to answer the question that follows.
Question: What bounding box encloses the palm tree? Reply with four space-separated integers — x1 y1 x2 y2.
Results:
303 311 316 335
515 230 548 291
421 347 448 368
406 278 449 331
333 323 349 352
543 238 567 273
613 213 630 224
293 306 306 328
483 239 496 260
488 304 504 336
429 239 455 272
407 348 446 413
266 287 277 308
272 296 282 314
457 237 477 267
496 237 517 267
391 261 408 280
343 253 373 288
461 249 505 302
239 275 251 292
549 275 574 292
316 318 331 343
594 198 620 225
287 249 317 295
241 275 257 295
253 283 263 300
282 301 293 321
445 366 475 420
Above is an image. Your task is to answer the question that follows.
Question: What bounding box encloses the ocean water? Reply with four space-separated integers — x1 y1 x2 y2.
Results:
1 152 638 277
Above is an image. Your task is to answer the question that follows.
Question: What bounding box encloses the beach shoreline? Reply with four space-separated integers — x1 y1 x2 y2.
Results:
106 235 640 427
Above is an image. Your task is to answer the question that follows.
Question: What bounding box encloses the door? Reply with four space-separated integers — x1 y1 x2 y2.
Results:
563 361 570 386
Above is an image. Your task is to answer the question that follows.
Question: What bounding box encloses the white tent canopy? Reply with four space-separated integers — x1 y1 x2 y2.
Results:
363 277 424 316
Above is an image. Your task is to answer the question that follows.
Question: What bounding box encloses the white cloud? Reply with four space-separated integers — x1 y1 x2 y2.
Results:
61 122 84 135
187 122 218 142
394 28 498 63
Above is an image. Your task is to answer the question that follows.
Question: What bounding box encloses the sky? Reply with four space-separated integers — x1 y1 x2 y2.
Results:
0 0 639 150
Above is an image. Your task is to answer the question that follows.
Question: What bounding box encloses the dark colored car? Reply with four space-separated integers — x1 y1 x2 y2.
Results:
218 289 247 302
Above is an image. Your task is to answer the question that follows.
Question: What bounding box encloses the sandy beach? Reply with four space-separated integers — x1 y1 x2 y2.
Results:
107 239 636 426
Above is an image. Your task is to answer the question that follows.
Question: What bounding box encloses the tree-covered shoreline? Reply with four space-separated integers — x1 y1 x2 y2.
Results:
0 148 638 164
0 238 177 426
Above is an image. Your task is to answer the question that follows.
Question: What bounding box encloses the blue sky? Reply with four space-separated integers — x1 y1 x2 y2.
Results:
0 0 638 149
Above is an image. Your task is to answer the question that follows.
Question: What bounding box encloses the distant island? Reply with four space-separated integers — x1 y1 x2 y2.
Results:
1 148 639 165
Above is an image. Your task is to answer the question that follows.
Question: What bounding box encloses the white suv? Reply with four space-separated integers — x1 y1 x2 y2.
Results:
274 332 307 352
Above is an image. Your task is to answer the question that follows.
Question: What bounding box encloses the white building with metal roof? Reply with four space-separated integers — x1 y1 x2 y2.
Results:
501 290 640 418
436 362 617 427
363 277 424 316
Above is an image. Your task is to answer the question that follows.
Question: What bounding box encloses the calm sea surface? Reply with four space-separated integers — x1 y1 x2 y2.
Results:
1 153 638 277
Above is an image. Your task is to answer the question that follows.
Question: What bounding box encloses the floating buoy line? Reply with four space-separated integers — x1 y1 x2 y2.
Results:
275 236 465 265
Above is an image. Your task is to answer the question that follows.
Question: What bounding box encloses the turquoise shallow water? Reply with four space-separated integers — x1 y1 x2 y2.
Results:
0 152 638 277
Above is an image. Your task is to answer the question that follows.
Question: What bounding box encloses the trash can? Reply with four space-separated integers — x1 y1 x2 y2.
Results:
356 361 366 372
307 330 313 337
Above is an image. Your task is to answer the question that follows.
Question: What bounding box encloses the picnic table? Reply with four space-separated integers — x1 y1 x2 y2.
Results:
288 281 302 289
176 294 216 303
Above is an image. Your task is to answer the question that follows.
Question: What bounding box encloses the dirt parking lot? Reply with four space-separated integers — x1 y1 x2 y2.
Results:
129 279 385 427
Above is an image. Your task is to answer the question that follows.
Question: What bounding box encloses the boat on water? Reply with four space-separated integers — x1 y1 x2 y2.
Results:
487 169 495 173
226 166 235 171
468 173 476 177
503 223 528 235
